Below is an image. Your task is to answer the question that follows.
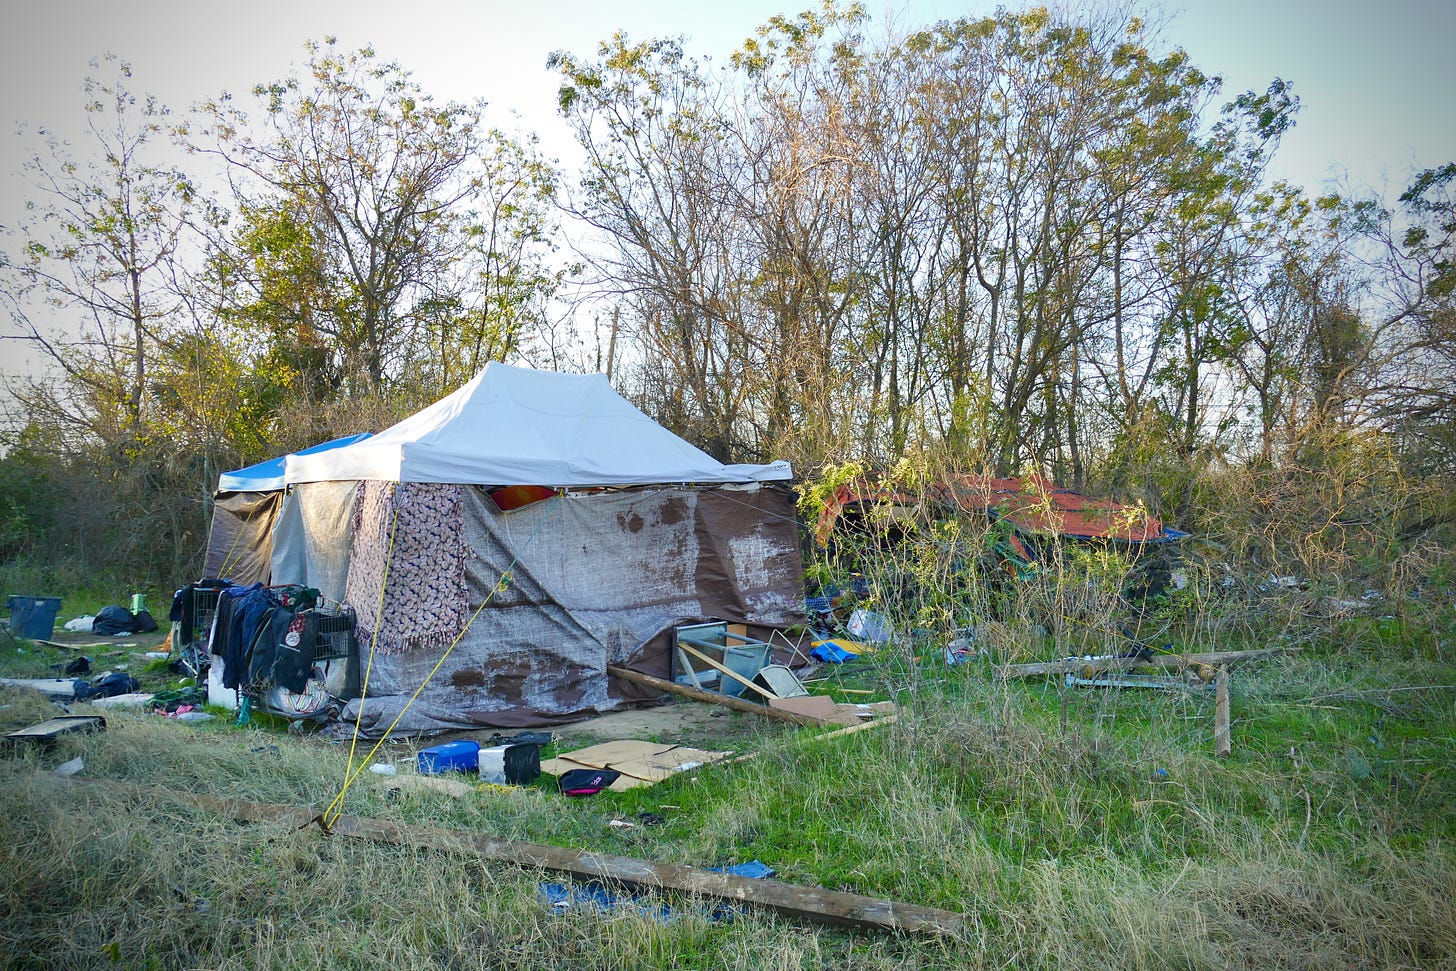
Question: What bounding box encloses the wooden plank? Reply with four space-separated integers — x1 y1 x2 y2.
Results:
0 677 77 700
64 779 962 936
608 666 827 727
995 646 1290 680
4 715 106 745
37 640 136 650
1214 665 1231 758
676 641 779 701
733 714 900 764
808 713 898 741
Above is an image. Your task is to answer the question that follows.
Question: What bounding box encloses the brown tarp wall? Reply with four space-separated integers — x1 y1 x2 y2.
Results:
325 483 804 736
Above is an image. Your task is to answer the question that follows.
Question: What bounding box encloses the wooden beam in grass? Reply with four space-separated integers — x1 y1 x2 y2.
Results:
995 646 1290 679
607 665 828 727
65 779 963 937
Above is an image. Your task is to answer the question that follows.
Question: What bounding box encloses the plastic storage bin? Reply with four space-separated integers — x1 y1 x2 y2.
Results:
478 742 542 785
417 740 481 774
7 596 61 640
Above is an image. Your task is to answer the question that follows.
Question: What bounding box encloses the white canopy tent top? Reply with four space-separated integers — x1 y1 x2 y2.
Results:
283 363 791 487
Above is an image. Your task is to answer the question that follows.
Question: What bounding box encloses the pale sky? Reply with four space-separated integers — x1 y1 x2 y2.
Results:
0 0 1452 372
1 0 1451 196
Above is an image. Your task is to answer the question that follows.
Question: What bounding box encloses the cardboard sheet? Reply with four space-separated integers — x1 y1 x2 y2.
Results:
541 739 734 790
769 695 897 726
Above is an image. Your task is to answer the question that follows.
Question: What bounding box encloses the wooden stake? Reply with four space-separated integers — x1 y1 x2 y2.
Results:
64 778 962 937
1214 665 1231 758
995 646 1289 680
608 666 827 727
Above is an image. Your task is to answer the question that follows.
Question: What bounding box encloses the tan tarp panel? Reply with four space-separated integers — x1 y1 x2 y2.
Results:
203 491 281 584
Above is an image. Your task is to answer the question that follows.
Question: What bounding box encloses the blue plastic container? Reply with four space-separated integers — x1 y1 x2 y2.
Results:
7 596 62 640
417 740 481 774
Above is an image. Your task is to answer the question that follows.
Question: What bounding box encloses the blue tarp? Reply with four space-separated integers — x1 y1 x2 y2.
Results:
216 434 371 493
539 861 774 923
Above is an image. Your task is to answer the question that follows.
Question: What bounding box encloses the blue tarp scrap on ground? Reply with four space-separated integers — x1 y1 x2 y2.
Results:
539 860 776 923
810 640 857 664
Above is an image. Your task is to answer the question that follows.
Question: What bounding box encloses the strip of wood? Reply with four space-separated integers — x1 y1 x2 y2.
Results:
1214 666 1231 758
675 641 780 701
608 666 828 727
64 778 962 936
730 713 900 766
37 639 142 650
995 646 1290 679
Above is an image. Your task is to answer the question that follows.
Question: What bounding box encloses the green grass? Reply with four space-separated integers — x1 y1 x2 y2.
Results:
0 600 1454 969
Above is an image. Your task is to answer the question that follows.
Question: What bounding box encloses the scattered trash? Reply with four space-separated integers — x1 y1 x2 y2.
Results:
91 604 159 636
540 860 773 923
608 818 637 829
147 686 206 714
539 880 674 921
54 757 85 777
72 672 140 701
64 656 91 676
88 692 155 710
543 740 735 791
63 615 95 633
809 640 850 663
846 609 893 644
174 710 214 722
705 859 776 879
3 715 106 747
944 641 976 665
369 763 398 776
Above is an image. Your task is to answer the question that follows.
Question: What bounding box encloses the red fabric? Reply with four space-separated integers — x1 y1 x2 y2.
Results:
817 475 1168 545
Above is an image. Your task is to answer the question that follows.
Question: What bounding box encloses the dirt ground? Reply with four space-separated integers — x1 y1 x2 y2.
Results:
549 698 736 743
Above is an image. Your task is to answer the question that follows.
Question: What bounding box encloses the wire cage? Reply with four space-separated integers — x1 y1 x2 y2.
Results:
311 603 356 662
188 586 223 648
244 601 359 722
173 584 225 681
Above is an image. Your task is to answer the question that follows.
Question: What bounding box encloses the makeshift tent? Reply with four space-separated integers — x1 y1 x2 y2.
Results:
272 363 802 736
204 434 371 584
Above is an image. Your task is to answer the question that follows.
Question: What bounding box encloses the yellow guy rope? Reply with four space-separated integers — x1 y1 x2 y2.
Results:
319 493 562 830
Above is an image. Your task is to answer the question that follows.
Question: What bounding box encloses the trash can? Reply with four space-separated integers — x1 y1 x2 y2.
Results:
6 596 62 640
